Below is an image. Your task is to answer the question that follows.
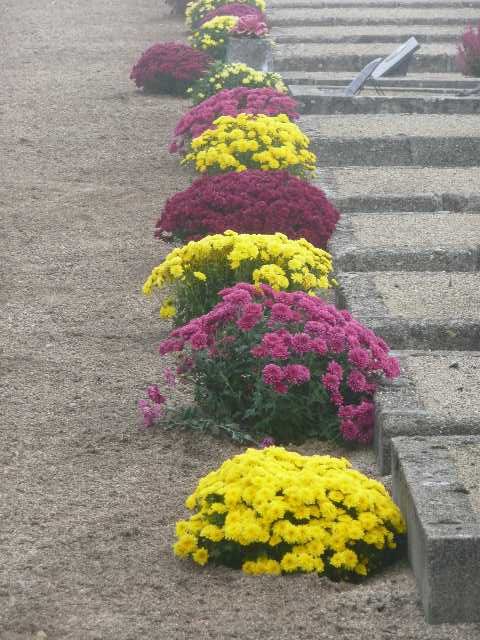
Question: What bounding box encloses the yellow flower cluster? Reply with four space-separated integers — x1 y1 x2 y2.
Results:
186 0 266 29
188 63 288 104
190 16 238 56
143 231 333 318
183 114 317 177
174 447 406 578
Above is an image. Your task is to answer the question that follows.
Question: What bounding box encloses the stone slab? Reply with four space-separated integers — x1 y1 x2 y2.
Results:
269 0 480 6
312 135 480 166
269 6 474 25
374 351 480 471
335 271 480 349
274 43 455 72
391 435 480 623
330 212 480 272
273 25 461 43
282 71 480 88
301 114 480 165
314 166 480 212
294 89 480 115
301 113 480 137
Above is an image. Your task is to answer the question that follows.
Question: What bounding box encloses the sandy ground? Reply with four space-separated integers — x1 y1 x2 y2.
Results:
2 1 480 639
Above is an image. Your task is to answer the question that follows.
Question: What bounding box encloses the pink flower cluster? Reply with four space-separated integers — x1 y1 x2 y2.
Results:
130 42 212 94
169 87 299 152
138 385 166 428
158 283 400 444
457 21 480 76
231 15 268 36
199 3 266 26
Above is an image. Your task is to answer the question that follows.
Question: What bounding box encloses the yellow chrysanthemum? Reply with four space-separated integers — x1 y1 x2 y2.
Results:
143 232 333 322
173 448 406 580
183 114 316 178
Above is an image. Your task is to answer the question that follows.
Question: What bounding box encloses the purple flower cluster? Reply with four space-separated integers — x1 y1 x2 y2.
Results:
169 87 299 152
157 283 400 444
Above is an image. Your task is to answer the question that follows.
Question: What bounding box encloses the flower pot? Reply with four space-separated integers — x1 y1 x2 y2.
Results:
226 36 273 71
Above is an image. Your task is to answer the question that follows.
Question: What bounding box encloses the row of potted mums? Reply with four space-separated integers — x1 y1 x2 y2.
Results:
130 0 407 580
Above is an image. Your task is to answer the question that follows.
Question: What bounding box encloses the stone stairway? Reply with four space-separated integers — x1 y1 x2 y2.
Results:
272 0 480 625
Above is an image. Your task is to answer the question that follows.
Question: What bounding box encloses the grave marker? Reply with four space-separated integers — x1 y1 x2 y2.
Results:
372 37 420 79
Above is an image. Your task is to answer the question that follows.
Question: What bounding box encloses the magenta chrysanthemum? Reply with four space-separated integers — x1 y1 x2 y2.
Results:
156 284 400 444
170 87 299 153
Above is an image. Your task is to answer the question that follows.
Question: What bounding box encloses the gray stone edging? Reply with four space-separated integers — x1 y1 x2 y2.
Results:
391 435 480 623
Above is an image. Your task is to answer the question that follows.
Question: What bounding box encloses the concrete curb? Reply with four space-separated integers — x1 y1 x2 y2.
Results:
328 192 480 213
373 352 480 472
329 215 480 272
334 272 480 350
391 435 480 623
274 52 456 72
307 135 480 167
270 15 471 26
269 0 480 8
293 91 480 116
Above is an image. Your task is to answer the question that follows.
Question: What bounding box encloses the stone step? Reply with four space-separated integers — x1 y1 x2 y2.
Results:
373 350 480 471
314 166 480 212
269 0 480 7
269 6 474 25
282 70 480 89
274 42 456 71
335 270 480 350
391 434 480 623
292 87 480 115
330 212 480 271
273 25 461 43
302 113 480 165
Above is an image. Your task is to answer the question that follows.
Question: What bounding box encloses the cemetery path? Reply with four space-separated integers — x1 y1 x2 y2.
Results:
1 0 479 638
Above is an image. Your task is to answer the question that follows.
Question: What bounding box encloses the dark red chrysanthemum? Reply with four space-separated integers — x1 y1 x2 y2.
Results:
130 42 213 95
154 170 341 248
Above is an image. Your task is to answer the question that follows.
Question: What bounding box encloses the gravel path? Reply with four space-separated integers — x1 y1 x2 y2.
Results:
2 1 480 639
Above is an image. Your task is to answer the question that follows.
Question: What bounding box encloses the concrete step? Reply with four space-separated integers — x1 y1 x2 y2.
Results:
375 351 480 472
273 25 462 43
375 350 480 472
315 166 480 212
330 212 480 272
269 6 474 24
335 270 480 349
302 113 480 165
282 70 480 89
391 434 480 623
292 87 480 115
269 0 480 7
274 42 456 71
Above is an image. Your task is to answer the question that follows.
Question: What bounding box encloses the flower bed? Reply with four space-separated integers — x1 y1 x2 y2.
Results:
188 61 288 104
199 2 265 26
155 170 340 247
182 113 317 177
456 21 480 76
143 232 333 324
170 88 299 153
156 283 399 443
130 42 212 95
186 0 266 29
190 15 239 59
174 447 406 578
